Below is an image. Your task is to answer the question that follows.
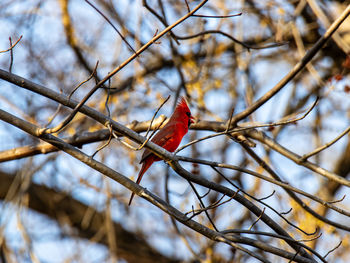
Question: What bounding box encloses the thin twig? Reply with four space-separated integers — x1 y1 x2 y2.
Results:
0 35 22 53
104 77 111 118
323 240 342 259
300 124 350 161
281 208 293 215
326 195 346 204
92 122 113 158
258 190 275 201
248 208 265 230
144 96 170 139
200 188 211 198
225 106 235 133
91 77 113 158
44 86 64 128
142 0 180 45
187 180 219 231
289 248 300 263
68 61 99 100
177 30 287 50
192 13 242 18
185 192 237 218
85 0 137 54
121 96 170 152
8 37 13 73
184 0 190 13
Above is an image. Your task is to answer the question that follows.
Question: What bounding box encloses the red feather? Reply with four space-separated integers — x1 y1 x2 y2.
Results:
128 97 194 205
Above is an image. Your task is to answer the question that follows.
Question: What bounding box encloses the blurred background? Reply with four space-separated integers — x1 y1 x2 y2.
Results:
0 0 349 262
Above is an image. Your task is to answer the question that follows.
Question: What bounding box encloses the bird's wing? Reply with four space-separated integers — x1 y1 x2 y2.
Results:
139 125 178 164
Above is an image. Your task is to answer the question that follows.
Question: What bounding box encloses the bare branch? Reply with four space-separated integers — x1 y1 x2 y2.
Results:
301 124 350 161
0 35 22 54
192 13 242 19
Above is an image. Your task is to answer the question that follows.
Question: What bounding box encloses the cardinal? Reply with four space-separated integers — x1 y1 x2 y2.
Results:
128 97 194 206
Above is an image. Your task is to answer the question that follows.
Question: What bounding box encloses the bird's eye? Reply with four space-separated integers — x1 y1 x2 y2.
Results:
186 112 191 117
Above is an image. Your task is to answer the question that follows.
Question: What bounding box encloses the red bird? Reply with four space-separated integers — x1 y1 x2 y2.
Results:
128 97 194 206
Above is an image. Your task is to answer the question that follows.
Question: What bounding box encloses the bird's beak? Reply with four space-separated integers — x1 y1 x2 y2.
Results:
190 116 195 124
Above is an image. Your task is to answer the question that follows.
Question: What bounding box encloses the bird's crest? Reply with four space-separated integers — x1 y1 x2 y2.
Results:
176 97 190 111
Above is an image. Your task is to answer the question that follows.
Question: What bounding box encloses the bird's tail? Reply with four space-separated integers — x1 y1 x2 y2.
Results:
128 160 153 206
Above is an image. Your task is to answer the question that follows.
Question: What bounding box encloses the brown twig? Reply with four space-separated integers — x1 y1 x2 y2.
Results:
248 207 265 230
300 124 350 161
68 61 99 100
143 96 170 139
8 37 13 73
177 30 287 50
192 13 242 18
0 35 22 54
185 192 237 219
186 180 219 231
258 190 275 201
323 240 342 259
91 122 113 158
